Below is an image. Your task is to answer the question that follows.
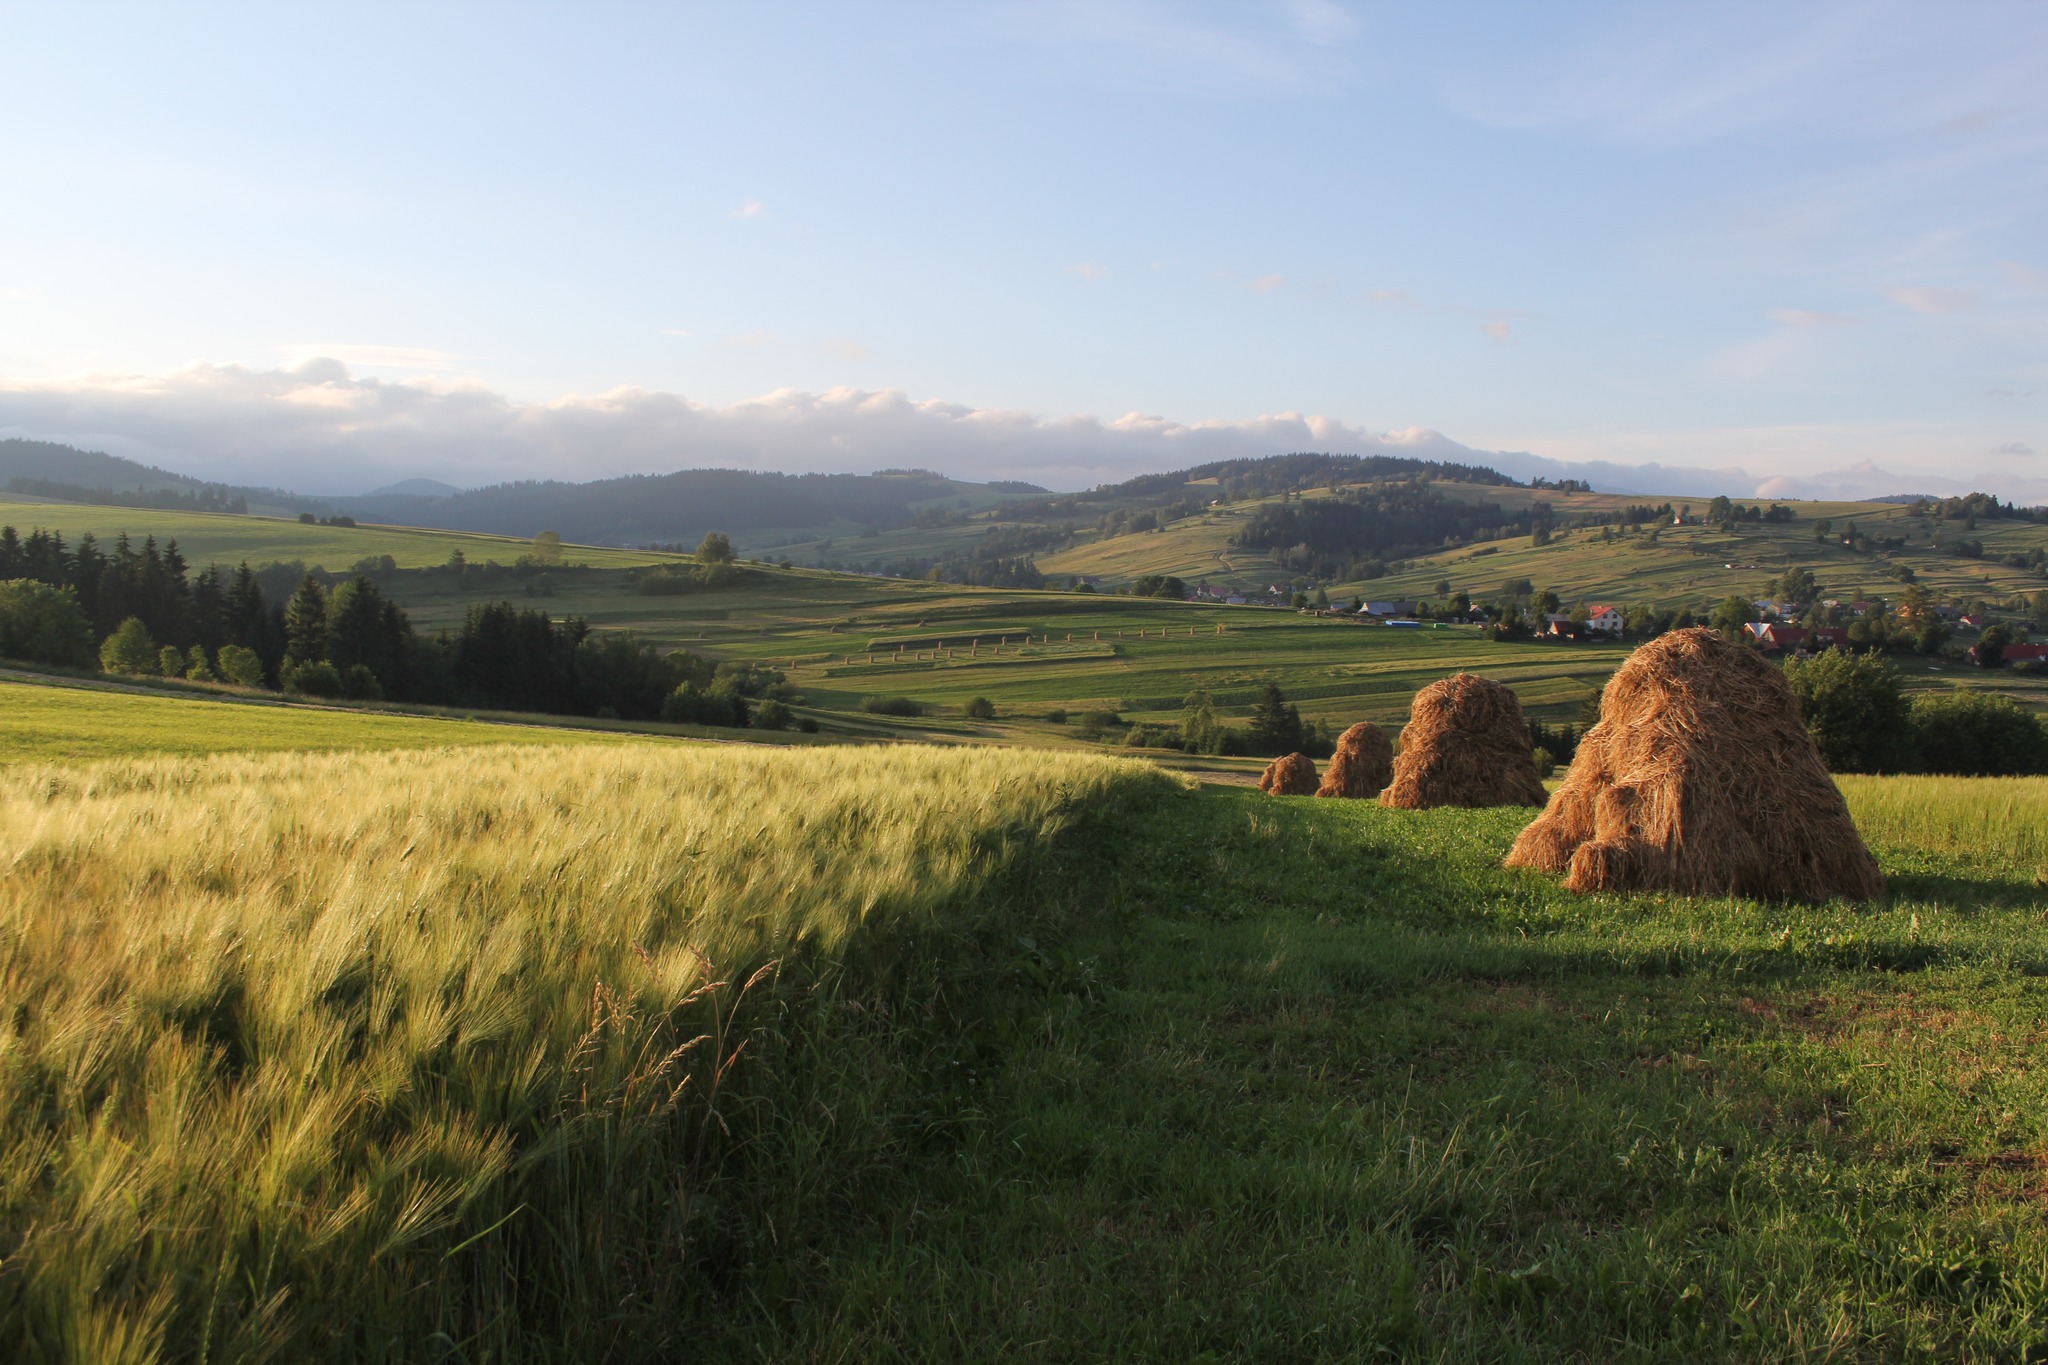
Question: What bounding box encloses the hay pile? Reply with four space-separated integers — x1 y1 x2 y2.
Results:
1315 721 1393 799
1379 674 1548 809
1505 627 1882 902
1257 752 1319 796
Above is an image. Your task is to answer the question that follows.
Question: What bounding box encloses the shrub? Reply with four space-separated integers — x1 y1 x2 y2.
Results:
158 645 186 678
342 664 384 701
1784 651 1913 773
861 696 925 717
1045 708 1068 725
796 716 820 733
99 618 160 675
282 660 345 697
964 696 996 720
184 646 217 683
1909 690 2048 776
0 580 96 667
662 682 747 728
216 645 267 688
753 698 792 730
1077 709 1123 737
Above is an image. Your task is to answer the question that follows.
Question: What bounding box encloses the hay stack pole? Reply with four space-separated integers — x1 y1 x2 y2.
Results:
1257 752 1319 796
1379 673 1548 809
1505 626 1883 902
1315 722 1394 799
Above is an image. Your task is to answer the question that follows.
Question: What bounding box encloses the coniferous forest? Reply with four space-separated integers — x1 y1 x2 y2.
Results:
0 524 787 723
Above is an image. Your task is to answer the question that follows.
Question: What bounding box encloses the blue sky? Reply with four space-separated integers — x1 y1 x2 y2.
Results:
0 1 2043 498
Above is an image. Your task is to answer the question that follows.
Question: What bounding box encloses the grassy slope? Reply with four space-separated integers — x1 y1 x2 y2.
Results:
0 675 647 764
0 497 676 571
711 776 2048 1361
1032 485 2048 610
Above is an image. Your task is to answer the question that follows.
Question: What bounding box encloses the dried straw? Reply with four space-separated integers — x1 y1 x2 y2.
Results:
1315 722 1393 799
1257 752 1319 796
1505 627 1883 902
1379 673 1547 809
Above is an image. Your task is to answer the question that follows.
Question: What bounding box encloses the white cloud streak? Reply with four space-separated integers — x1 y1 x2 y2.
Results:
3 360 2042 505
0 359 1477 495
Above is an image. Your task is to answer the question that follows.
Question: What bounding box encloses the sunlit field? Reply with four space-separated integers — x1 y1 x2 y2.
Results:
0 742 1169 1358
0 676 632 765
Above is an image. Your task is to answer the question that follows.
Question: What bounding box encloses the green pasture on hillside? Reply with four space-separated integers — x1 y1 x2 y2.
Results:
0 497 675 571
0 675 633 764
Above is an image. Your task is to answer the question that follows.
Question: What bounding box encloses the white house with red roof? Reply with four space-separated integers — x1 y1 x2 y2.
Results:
1585 604 1624 636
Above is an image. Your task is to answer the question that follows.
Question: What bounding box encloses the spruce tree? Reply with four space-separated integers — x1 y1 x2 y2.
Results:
1248 682 1304 756
284 575 329 665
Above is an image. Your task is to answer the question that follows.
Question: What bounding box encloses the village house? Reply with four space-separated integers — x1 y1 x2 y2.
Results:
1585 604 1624 635
1745 622 1811 651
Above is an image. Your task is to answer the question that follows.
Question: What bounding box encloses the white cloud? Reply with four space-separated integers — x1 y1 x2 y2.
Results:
1249 274 1285 294
0 358 1483 494
731 197 765 220
1890 285 1978 314
1287 0 1360 46
6 360 2043 504
1481 321 1512 341
1997 441 2035 456
1068 262 1108 282
2001 260 2046 288
274 343 460 369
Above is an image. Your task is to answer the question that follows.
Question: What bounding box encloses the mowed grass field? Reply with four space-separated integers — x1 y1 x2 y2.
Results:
5 681 2048 1357
389 569 1634 729
0 676 636 764
0 497 674 571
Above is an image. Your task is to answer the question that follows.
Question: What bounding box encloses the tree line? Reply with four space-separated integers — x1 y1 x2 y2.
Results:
0 524 799 728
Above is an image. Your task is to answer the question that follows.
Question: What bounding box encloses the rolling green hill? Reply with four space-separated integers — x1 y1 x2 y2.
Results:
0 497 676 572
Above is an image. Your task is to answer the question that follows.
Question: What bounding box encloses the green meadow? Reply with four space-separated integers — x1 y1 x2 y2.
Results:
0 497 673 571
4 700 2048 1358
0 675 634 764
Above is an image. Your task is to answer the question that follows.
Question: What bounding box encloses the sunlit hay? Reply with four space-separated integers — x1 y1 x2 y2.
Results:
1505 627 1884 902
1315 722 1393 799
0 741 1173 1354
1378 673 1548 810
1258 752 1318 796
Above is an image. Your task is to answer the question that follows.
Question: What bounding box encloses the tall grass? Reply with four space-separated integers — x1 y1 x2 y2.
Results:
0 742 1171 1361
1839 773 2048 871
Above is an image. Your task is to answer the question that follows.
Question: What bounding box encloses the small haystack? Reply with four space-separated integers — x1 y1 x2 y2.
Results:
1505 627 1882 902
1316 721 1394 799
1258 752 1319 796
1379 674 1548 809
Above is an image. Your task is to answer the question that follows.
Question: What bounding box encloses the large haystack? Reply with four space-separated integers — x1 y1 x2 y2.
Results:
1505 627 1883 902
1316 721 1393 799
1258 752 1319 796
1379 674 1548 809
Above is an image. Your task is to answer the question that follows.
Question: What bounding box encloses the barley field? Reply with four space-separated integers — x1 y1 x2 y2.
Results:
0 742 1171 1360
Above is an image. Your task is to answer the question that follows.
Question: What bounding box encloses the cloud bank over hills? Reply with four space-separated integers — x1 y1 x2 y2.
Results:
0 358 2040 506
